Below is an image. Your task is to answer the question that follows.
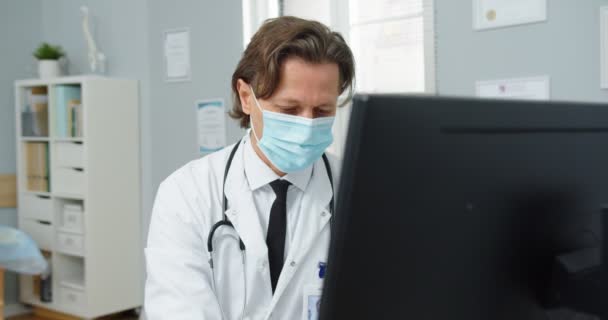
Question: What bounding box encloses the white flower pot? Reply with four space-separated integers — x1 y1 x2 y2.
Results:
38 60 62 79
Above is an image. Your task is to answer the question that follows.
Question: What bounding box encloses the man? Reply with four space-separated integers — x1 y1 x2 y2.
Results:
145 16 355 319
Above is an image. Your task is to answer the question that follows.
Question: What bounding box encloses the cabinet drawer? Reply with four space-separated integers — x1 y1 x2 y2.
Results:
20 194 52 222
62 205 84 233
20 219 53 251
53 168 85 195
56 232 84 256
55 142 84 168
60 286 86 310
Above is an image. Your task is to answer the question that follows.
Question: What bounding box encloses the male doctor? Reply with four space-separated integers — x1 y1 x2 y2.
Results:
144 16 355 319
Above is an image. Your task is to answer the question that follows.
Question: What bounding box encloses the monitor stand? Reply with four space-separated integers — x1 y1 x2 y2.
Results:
545 208 608 318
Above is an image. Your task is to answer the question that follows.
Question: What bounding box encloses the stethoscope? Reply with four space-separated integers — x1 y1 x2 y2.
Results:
206 138 334 318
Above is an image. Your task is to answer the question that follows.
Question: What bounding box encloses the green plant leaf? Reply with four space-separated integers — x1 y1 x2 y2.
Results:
33 42 65 60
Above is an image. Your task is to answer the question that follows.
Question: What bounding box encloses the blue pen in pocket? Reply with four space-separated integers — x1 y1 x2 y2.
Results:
318 262 327 279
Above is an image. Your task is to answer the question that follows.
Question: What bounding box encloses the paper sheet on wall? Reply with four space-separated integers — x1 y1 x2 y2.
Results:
197 99 226 154
476 76 550 100
164 28 191 82
473 0 546 30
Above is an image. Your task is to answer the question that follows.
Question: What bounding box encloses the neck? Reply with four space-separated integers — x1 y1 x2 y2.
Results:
249 130 287 177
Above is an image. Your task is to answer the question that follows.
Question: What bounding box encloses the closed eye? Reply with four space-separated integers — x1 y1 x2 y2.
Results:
315 107 334 117
278 106 299 114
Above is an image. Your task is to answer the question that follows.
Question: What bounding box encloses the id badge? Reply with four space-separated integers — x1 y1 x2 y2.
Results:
302 283 323 320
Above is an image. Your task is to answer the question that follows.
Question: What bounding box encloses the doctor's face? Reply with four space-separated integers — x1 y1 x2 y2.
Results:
237 57 340 139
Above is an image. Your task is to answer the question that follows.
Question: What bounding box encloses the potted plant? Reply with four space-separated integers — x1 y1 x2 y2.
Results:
33 42 65 79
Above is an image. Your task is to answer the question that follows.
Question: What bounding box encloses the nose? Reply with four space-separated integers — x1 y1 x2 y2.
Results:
298 109 315 119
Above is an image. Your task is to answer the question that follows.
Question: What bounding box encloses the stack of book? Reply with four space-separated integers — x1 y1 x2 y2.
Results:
55 85 82 138
21 87 48 137
25 142 49 192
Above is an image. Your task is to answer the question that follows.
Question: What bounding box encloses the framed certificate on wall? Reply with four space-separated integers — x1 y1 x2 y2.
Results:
473 0 547 31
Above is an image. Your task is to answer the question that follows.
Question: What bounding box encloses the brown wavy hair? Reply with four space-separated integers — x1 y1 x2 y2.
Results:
230 16 355 128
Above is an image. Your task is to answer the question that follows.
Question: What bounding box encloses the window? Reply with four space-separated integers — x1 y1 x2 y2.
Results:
242 0 280 49
279 0 436 94
243 0 436 155
349 0 436 94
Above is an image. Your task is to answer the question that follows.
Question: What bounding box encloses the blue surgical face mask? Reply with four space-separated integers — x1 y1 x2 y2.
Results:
249 86 335 173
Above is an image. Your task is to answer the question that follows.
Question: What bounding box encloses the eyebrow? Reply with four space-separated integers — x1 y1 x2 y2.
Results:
275 98 336 107
275 98 302 105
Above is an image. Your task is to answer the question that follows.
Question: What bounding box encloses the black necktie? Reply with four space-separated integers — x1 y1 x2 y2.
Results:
267 179 291 293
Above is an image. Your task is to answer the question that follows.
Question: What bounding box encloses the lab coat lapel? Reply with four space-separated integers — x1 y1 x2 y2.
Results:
269 158 333 308
223 143 268 259
223 142 274 316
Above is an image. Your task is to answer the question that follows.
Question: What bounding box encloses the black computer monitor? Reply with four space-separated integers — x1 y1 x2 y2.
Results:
320 95 608 320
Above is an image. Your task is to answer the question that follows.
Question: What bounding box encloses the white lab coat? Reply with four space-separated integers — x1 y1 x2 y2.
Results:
144 137 340 320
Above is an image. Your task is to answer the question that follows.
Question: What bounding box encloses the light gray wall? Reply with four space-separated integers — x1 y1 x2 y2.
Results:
0 0 43 307
436 0 608 103
147 0 244 201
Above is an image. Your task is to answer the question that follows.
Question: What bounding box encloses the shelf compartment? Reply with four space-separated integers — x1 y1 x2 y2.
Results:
51 84 82 139
55 254 86 313
55 254 85 289
20 86 49 138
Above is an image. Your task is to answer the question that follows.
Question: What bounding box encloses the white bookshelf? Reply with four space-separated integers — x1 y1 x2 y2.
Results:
14 76 142 318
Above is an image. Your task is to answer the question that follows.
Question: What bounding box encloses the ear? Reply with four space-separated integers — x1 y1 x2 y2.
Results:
236 79 253 115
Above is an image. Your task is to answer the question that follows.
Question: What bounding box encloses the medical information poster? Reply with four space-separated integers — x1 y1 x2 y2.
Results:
197 99 226 154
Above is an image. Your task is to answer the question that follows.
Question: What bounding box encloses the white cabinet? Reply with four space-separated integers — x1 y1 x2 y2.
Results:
15 76 142 318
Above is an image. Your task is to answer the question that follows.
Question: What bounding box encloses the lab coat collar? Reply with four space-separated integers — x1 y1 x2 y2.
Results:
224 138 268 258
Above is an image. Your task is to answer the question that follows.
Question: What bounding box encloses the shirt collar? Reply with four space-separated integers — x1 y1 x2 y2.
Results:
243 132 313 192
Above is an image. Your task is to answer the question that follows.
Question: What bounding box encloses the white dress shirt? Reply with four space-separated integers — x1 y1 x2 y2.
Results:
242 135 313 260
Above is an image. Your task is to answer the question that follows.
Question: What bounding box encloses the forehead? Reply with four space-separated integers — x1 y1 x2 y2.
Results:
270 57 340 104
